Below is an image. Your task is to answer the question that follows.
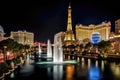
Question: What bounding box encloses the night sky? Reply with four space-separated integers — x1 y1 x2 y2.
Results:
0 0 120 43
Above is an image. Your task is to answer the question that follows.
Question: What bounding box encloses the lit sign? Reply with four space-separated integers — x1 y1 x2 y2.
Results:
91 32 101 44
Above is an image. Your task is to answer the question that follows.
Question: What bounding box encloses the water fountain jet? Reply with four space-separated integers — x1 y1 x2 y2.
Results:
53 35 63 63
38 43 42 56
47 39 52 60
34 32 77 64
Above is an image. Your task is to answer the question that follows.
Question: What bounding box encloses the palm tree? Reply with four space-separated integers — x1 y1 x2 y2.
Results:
79 44 84 54
85 42 93 54
97 40 112 57
0 38 26 60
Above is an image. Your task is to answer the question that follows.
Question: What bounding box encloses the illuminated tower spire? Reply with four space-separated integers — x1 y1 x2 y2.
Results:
67 3 72 31
63 2 75 46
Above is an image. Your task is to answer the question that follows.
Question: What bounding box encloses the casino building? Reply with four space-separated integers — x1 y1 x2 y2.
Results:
0 25 5 41
76 21 111 43
115 19 120 34
10 30 34 46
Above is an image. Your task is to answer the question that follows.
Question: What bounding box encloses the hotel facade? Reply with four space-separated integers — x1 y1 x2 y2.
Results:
76 21 111 42
0 25 5 41
109 19 120 53
10 30 34 46
115 19 120 34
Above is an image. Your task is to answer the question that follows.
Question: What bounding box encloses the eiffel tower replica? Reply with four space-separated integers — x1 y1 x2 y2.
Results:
63 3 77 46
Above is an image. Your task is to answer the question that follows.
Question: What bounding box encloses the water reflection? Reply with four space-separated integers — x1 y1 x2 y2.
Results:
101 60 105 71
95 60 98 68
110 62 120 78
66 65 75 80
89 66 100 80
9 72 15 78
5 56 120 80
47 67 52 77
81 57 85 69
53 65 63 80
19 54 34 76
88 59 91 69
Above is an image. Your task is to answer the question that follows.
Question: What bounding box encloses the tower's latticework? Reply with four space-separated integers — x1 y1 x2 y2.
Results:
63 3 76 46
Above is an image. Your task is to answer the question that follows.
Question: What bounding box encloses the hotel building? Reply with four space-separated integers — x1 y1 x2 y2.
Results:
115 19 120 34
10 30 34 46
0 25 5 41
76 21 111 43
109 19 120 53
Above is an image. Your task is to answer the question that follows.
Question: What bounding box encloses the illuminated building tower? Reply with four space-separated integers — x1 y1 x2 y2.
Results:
0 25 5 41
63 3 76 46
76 21 111 43
109 19 120 53
10 30 34 46
115 19 120 34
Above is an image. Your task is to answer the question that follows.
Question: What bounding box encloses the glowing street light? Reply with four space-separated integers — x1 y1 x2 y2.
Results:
7 51 10 60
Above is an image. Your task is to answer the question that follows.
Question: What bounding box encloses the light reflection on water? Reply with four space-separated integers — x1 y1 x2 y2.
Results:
110 62 120 78
9 72 15 78
88 59 91 69
5 57 120 80
53 65 63 80
101 60 105 71
95 60 98 68
81 57 85 69
19 54 34 76
66 65 75 80
89 66 101 80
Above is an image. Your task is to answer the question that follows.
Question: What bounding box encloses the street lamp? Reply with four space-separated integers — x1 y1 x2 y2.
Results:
3 46 7 61
7 51 10 60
